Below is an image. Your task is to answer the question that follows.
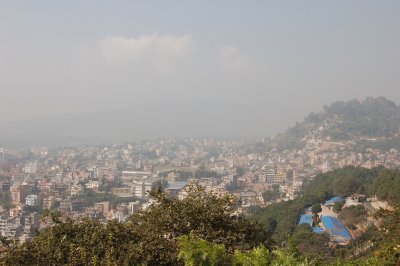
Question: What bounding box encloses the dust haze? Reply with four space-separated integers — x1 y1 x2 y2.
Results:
0 1 399 147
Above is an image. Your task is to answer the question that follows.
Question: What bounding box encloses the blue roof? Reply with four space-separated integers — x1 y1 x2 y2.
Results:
321 216 352 242
324 196 344 205
312 227 325 234
299 214 313 226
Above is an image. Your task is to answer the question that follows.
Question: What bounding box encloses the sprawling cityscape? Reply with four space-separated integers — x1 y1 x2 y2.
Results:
1 1 399 264
1 125 398 244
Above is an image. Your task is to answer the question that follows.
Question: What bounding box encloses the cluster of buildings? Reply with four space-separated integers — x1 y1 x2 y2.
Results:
299 195 390 246
0 134 398 243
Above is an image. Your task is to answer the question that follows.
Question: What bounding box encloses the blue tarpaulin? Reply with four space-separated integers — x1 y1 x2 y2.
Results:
298 214 313 226
312 227 325 234
321 216 352 242
324 196 344 205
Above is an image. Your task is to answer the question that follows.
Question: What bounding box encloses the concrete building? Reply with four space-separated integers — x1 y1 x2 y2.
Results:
266 169 275 184
11 186 30 205
0 147 7 164
275 168 285 184
23 160 38 174
42 196 56 210
133 179 160 199
25 195 39 206
94 201 110 217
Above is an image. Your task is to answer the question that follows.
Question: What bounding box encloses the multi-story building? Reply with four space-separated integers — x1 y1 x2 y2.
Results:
42 196 56 210
25 195 39 206
0 147 7 164
275 168 285 184
23 161 38 174
259 172 267 183
266 169 275 184
94 201 110 217
133 179 159 199
10 185 30 205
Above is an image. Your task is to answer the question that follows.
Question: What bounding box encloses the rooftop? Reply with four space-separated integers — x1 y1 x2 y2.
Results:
298 214 313 226
321 216 352 242
165 181 187 191
324 196 344 206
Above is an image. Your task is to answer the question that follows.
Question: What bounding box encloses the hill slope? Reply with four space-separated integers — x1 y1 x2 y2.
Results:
273 97 400 151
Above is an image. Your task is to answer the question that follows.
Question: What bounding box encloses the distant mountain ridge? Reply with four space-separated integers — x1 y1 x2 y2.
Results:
1 97 399 149
272 97 400 151
0 100 293 148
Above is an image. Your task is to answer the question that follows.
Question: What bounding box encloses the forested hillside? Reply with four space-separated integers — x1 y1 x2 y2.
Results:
248 166 400 262
273 97 400 151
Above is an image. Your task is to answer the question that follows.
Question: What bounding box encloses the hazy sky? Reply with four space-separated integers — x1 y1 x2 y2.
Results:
0 1 399 122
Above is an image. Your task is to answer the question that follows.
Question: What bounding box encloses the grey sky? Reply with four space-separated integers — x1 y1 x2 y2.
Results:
0 1 399 125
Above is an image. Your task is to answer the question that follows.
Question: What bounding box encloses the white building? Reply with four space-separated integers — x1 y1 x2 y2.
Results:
23 161 38 174
25 195 39 206
85 180 100 190
0 147 7 164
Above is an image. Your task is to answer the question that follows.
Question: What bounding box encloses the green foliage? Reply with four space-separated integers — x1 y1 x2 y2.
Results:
273 97 400 151
291 224 331 259
369 205 400 265
322 97 400 138
270 248 314 266
128 185 272 264
249 204 400 265
0 216 138 265
338 205 400 265
0 185 272 265
370 168 400 203
249 194 320 243
177 235 315 266
311 203 322 215
195 166 220 178
332 200 345 213
339 205 367 228
236 166 245 177
303 166 400 203
273 122 309 151
0 190 12 208
262 189 280 202
233 245 271 265
178 234 230 266
250 166 400 246
1 170 399 265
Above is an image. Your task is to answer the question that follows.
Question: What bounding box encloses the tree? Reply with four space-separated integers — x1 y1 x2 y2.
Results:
236 167 245 177
311 203 322 216
0 185 273 265
178 234 230 266
262 190 280 202
291 224 331 259
128 184 273 264
339 205 367 228
177 235 315 266
333 200 345 213
0 214 139 265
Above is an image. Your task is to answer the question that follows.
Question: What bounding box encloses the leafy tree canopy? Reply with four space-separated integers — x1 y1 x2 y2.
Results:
0 184 272 265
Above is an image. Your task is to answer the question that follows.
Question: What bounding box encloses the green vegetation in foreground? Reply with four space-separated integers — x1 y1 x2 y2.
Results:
0 167 399 265
0 185 272 265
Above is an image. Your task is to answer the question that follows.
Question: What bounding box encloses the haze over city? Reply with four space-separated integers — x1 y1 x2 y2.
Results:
0 1 399 146
1 2 400 265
